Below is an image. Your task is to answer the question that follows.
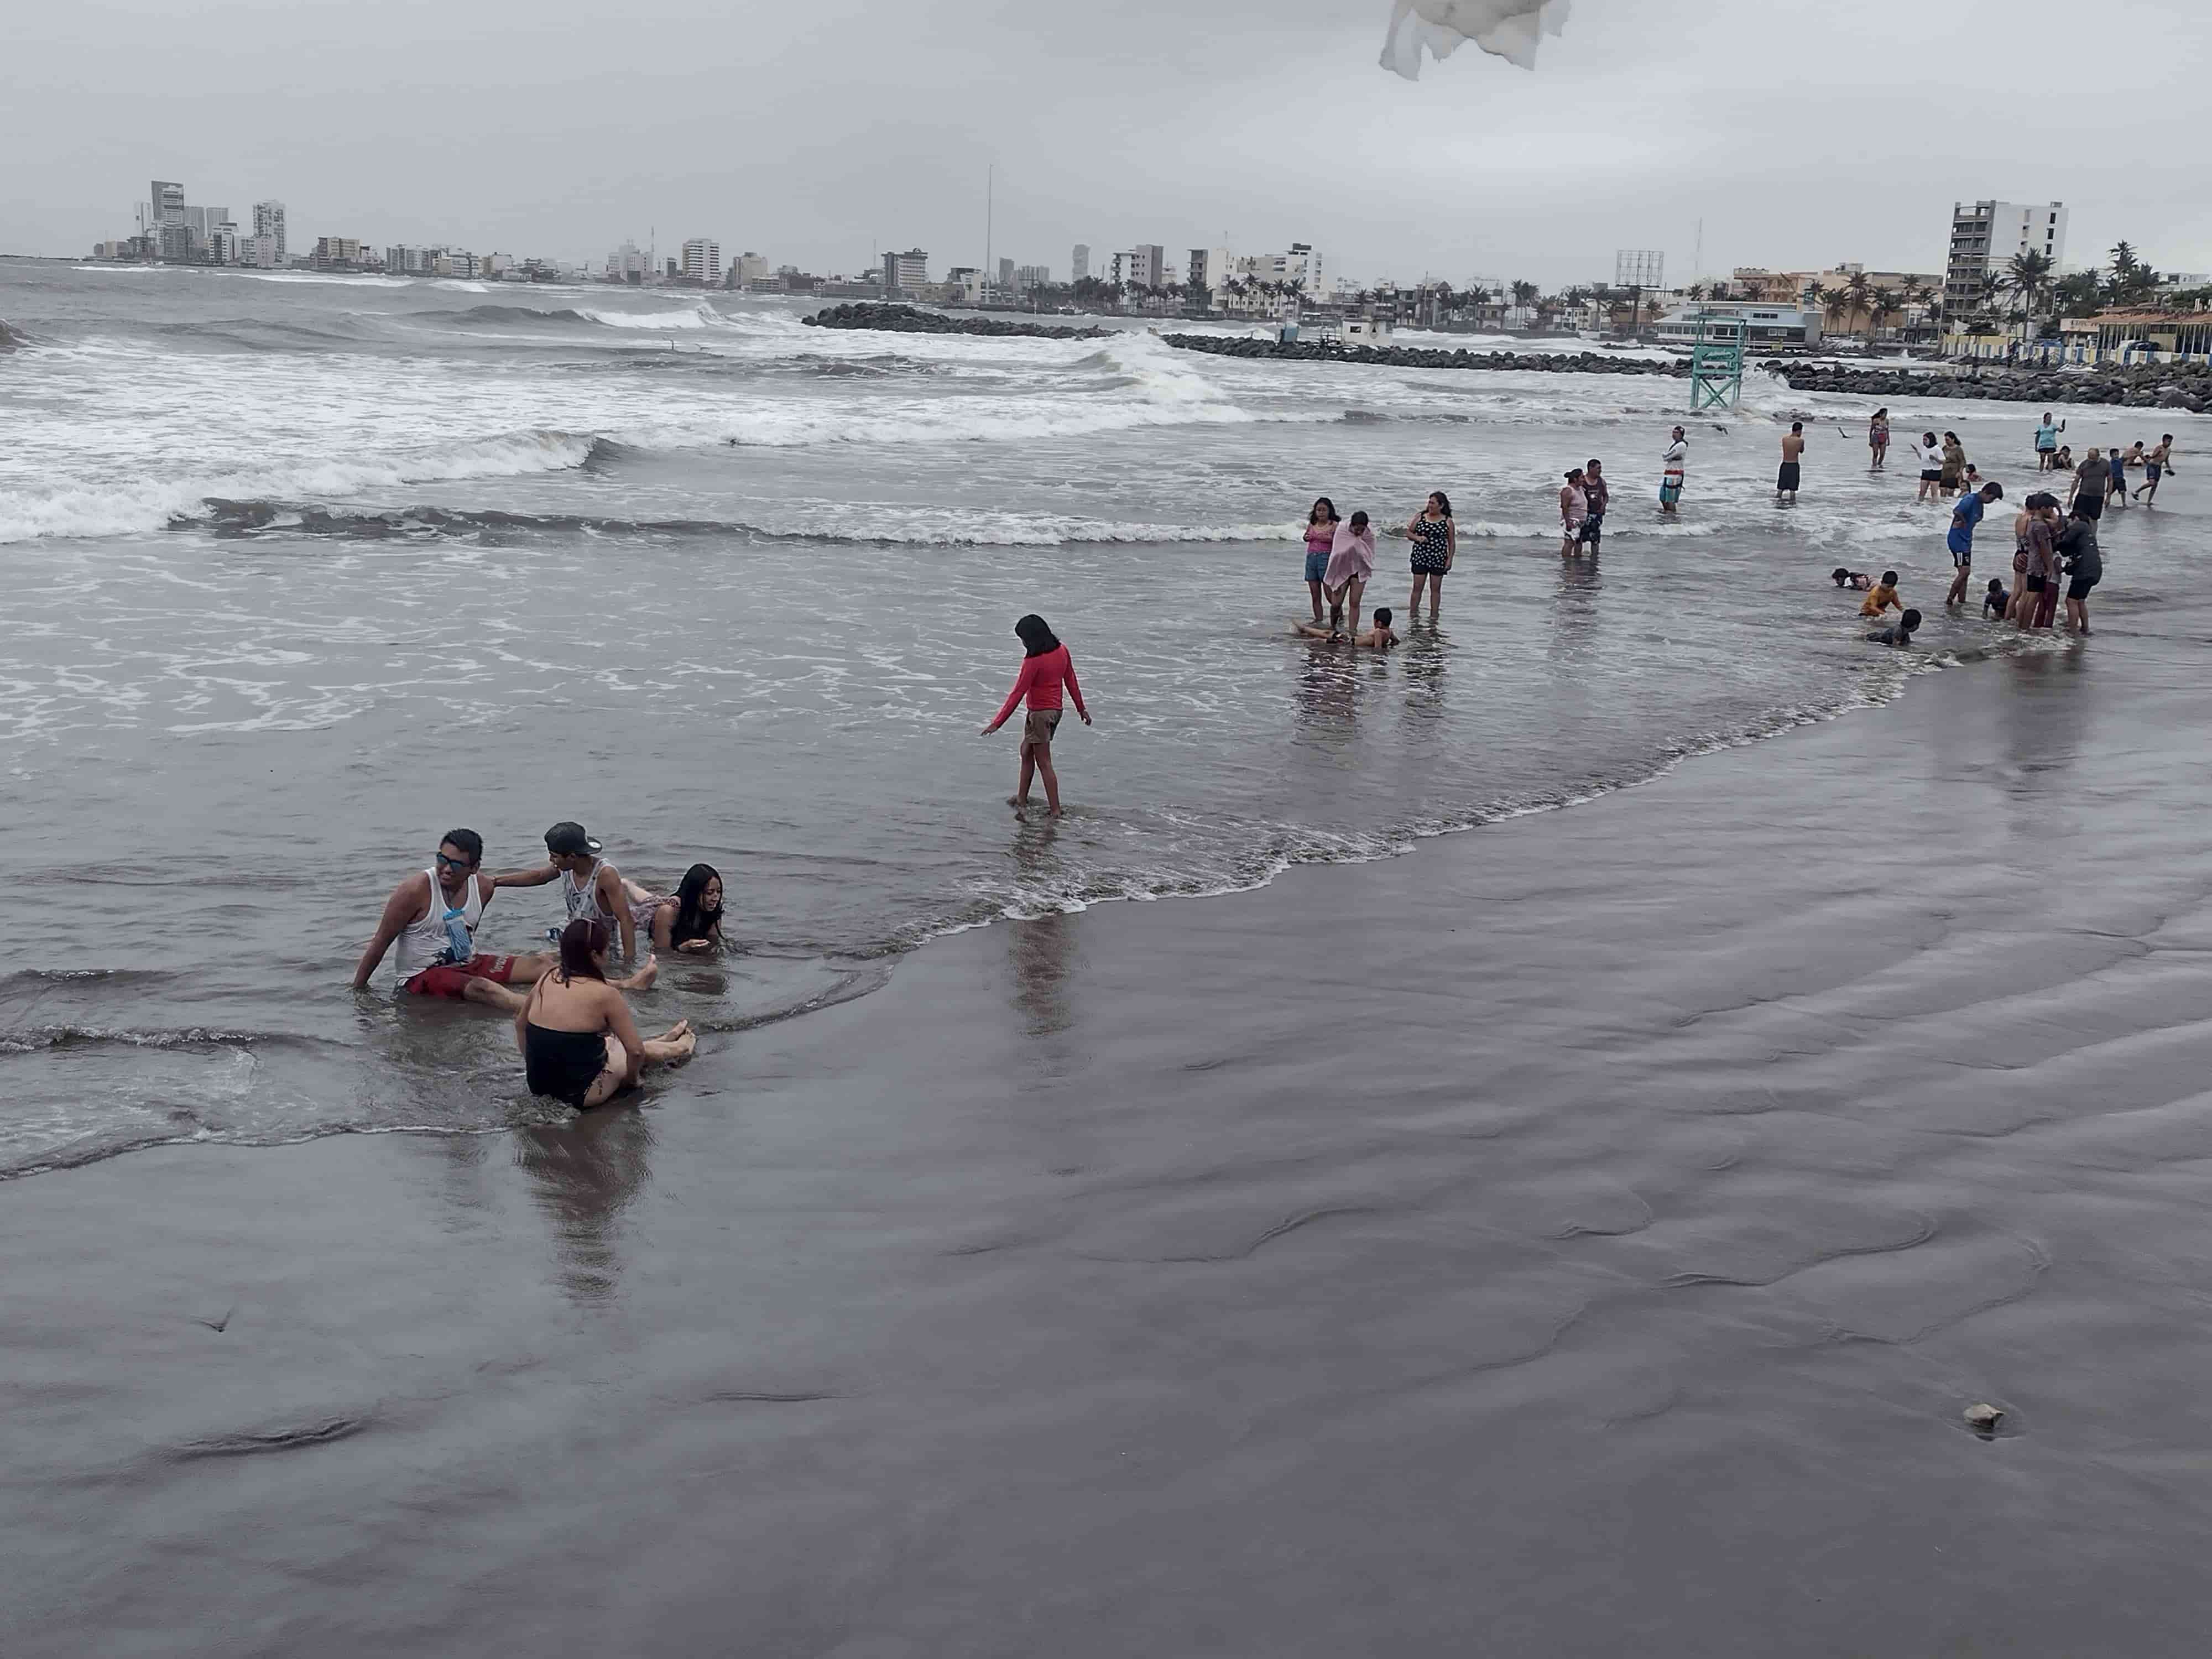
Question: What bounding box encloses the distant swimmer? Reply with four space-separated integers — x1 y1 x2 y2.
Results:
982 612 1090 818
1776 422 1804 504
1660 425 1687 513
1831 567 1872 591
1294 607 1398 649
517 919 694 1110
1866 607 1921 647
1860 571 1904 618
1322 510 1377 633
1301 497 1340 626
350 828 656 1010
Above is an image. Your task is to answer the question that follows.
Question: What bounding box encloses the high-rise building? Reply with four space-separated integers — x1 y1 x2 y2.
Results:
149 180 184 229
253 201 286 265
1187 247 1233 294
1945 200 2067 312
735 251 769 287
211 221 241 264
605 241 649 283
1112 244 1166 290
997 257 1014 290
312 236 364 270
1013 264 1050 293
882 248 929 296
1071 244 1090 284
681 238 722 283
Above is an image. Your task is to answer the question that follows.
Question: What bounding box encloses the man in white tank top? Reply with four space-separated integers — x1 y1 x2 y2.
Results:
491 821 659 963
350 828 659 1008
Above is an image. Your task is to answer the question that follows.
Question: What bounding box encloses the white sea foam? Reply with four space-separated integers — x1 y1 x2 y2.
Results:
0 430 599 544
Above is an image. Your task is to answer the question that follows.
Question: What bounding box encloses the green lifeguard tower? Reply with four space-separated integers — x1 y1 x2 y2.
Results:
1688 309 1745 411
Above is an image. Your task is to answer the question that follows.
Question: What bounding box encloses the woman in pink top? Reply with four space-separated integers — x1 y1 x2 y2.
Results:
1301 497 1340 626
980 613 1091 817
1321 510 1376 635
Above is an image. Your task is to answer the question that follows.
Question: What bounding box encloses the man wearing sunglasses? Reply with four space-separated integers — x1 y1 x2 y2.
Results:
350 828 657 1008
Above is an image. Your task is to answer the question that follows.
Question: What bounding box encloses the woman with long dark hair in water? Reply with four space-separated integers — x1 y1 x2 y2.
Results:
981 613 1091 817
1301 497 1340 626
650 863 725 954
515 919 694 1110
1402 490 1455 618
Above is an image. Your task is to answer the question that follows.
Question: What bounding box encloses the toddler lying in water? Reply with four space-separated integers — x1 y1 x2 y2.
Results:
1866 607 1921 647
1293 607 1399 649
1831 567 1873 591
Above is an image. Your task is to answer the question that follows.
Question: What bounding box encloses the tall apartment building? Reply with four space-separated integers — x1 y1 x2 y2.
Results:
681 238 722 283
1013 264 1050 293
252 201 287 265
1071 244 1090 284
1236 243 1324 296
735 251 769 286
1945 200 2067 311
1187 247 1233 294
1111 244 1166 290
997 257 1014 290
606 241 649 283
312 236 364 270
882 248 930 296
149 180 184 229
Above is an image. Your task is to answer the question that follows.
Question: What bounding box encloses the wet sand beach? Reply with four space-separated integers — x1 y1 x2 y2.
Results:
13 640 2212 1657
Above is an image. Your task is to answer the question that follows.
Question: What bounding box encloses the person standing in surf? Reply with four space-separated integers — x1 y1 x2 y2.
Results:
1868 408 1890 472
1402 491 1455 617
1578 459 1610 553
1945 479 2003 609
1321 509 1376 635
1301 497 1340 626
1915 431 1944 504
1558 469 1587 557
1776 422 1805 504
2135 435 2172 503
982 613 1091 818
1660 426 1687 514
2034 411 2065 471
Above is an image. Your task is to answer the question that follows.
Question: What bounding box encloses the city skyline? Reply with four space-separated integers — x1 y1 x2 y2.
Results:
10 0 2211 288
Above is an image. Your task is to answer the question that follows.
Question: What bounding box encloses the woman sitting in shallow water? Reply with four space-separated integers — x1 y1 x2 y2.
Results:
516 919 695 1110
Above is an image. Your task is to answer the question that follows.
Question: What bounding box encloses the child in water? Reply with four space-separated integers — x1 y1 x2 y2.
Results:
1866 607 1921 647
1983 577 2010 619
1831 567 1873 591
1859 571 1903 617
1294 607 1398 649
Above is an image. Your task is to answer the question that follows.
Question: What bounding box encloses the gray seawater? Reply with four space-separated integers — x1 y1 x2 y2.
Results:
2 258 2201 1175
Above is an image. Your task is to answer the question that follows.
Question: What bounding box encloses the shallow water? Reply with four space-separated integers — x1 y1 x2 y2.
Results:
2 259 2202 1174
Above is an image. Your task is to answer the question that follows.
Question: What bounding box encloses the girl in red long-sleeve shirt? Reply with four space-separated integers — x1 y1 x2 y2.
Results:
980 613 1091 817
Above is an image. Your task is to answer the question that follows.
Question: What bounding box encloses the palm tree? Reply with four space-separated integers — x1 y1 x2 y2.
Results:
2055 269 2102 318
1818 285 1848 332
1684 282 1707 302
2004 249 2054 320
1510 278 1539 309
1843 271 1872 337
1866 289 1898 339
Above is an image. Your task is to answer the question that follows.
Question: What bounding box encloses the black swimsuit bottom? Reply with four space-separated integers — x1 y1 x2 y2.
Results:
525 1022 611 1108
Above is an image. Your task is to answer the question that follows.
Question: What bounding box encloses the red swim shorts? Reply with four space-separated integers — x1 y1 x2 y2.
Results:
403 954 519 999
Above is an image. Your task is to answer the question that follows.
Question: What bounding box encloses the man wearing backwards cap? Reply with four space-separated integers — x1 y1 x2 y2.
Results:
350 827 658 1008
490 822 654 963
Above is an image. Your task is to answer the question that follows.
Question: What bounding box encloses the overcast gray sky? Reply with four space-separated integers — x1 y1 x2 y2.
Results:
9 0 2209 288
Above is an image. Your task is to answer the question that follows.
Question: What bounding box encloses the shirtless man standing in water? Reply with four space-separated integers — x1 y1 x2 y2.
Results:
1777 422 1805 504
351 828 658 1010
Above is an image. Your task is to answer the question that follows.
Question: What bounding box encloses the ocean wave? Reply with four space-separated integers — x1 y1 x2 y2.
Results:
172 499 1302 549
0 429 604 545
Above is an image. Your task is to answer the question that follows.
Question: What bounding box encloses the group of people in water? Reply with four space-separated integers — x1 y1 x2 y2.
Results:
1825 409 2162 646
352 822 727 1108
1291 491 1462 646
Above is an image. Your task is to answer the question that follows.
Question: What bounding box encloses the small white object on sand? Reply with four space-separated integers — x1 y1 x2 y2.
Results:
1964 1403 2005 1432
1378 0 1571 80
